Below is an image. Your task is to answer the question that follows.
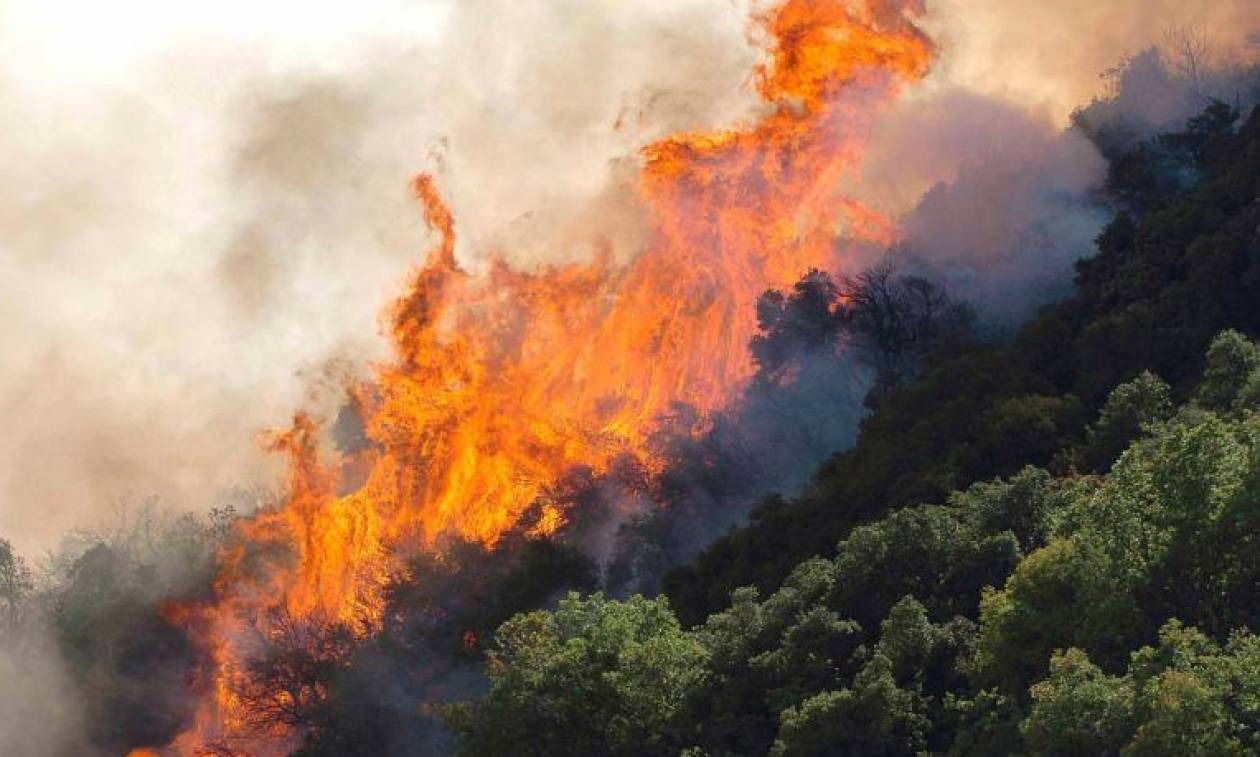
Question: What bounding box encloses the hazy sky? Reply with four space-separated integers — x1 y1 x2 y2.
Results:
1 0 1255 555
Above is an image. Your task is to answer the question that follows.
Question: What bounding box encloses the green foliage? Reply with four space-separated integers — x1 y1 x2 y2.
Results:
669 102 1260 631
829 503 1018 631
1018 621 1260 756
974 538 1139 692
456 330 1260 756
769 658 929 757
443 593 708 757
692 560 845 754
1021 649 1134 755
1123 622 1260 755
1084 371 1174 471
1195 329 1260 411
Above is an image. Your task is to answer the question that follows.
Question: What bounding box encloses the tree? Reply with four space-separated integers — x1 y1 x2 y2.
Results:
239 607 359 733
1021 649 1134 755
1195 330 1260 411
0 538 33 634
769 665 928 757
767 598 969 757
1083 372 1173 472
837 265 974 400
750 269 845 382
1123 622 1258 755
830 505 1018 631
444 593 708 757
973 537 1139 693
54 543 197 751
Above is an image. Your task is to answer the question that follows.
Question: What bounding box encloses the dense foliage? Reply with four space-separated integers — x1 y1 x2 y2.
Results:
664 102 1260 626
445 102 1260 754
448 331 1260 755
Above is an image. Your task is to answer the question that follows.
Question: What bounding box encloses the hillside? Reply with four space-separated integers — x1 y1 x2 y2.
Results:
441 104 1260 755
663 102 1260 627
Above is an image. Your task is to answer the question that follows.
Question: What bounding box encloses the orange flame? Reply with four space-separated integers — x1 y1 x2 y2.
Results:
152 1 933 753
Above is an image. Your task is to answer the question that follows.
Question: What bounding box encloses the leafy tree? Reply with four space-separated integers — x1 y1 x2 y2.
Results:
1020 649 1134 755
1083 371 1174 471
829 504 1018 631
443 593 707 757
751 269 846 382
1195 329 1260 411
1123 622 1260 755
53 543 197 752
769 661 928 757
973 537 1139 693
692 559 842 754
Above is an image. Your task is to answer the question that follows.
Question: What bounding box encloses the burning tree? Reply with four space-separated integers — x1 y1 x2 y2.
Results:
139 1 941 752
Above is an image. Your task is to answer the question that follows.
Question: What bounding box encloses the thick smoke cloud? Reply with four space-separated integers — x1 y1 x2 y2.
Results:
860 91 1110 324
855 2 1260 326
0 627 93 757
923 0 1260 122
0 0 757 556
3 0 1257 557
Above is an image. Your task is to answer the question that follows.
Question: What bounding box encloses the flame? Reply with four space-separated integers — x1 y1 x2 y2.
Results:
149 1 933 753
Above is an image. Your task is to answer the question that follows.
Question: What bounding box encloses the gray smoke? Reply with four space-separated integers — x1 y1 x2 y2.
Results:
878 91 1110 324
0 624 94 757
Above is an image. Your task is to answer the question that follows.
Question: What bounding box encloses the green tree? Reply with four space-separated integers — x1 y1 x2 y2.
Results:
770 665 928 757
1195 330 1260 412
1021 649 1134 755
1123 622 1257 756
974 537 1138 692
830 504 1019 631
444 593 708 757
693 559 841 754
1084 371 1174 471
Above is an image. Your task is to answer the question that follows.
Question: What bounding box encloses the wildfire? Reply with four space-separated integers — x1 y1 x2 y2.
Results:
145 1 934 753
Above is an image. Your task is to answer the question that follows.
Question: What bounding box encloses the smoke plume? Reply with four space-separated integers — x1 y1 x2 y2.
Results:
3 0 1258 556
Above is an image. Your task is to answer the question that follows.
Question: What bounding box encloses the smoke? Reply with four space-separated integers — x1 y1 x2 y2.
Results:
852 6 1260 326
0 0 759 556
921 0 1260 123
3 0 1258 558
0 624 93 757
861 91 1111 324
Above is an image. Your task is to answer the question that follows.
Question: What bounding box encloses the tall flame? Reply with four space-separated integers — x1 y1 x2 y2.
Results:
149 1 933 753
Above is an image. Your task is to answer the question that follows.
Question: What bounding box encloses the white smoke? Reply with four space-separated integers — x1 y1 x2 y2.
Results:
0 0 1257 576
0 0 757 556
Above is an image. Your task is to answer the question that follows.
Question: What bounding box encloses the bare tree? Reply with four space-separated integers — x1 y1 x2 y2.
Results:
238 606 358 734
838 264 975 400
1164 24 1212 88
